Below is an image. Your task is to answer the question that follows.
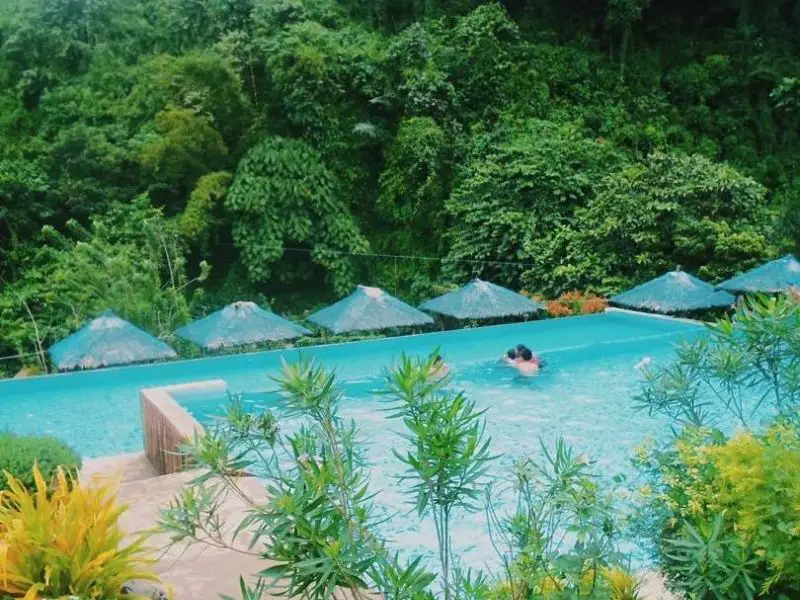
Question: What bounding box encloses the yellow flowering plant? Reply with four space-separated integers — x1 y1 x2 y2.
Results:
0 465 157 600
633 424 800 598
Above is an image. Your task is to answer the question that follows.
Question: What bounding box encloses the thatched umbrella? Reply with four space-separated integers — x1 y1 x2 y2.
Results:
419 278 544 320
717 255 800 295
610 270 735 314
175 301 310 350
307 285 434 334
49 310 177 370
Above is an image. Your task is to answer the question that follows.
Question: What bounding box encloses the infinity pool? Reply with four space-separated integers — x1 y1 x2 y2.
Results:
0 310 699 458
0 310 702 571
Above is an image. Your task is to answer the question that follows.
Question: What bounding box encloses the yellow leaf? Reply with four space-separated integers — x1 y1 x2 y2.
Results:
0 465 158 598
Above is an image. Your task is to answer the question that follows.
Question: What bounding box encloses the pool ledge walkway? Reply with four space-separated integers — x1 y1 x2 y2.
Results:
82 453 271 600
81 453 677 600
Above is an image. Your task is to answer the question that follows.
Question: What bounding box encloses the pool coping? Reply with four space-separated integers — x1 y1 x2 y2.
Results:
0 309 700 388
605 306 707 326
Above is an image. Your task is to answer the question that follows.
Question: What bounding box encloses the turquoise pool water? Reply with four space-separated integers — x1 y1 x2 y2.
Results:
0 310 703 571
176 311 705 570
0 311 699 459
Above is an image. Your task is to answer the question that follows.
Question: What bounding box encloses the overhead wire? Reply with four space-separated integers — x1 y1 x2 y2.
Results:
0 247 534 364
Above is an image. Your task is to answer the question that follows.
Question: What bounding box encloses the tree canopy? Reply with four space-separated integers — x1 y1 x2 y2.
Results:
1 0 799 372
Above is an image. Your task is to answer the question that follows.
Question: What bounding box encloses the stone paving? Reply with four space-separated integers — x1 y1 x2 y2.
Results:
83 453 267 600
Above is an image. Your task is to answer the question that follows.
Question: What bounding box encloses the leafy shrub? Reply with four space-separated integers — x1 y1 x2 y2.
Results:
546 299 574 317
633 296 800 599
634 424 800 598
486 439 638 599
0 432 81 493
160 353 642 600
384 353 494 598
0 465 157 599
636 294 800 429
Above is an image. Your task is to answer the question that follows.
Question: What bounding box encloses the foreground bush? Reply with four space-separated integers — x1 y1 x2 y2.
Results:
0 465 157 599
634 295 800 599
0 433 81 493
634 424 800 598
160 354 641 600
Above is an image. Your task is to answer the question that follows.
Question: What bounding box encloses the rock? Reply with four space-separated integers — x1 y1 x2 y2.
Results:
121 581 169 600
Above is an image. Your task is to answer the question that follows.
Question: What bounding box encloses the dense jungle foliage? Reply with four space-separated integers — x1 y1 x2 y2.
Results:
2 0 800 370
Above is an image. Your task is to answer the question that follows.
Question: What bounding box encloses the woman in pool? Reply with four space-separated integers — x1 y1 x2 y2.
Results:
503 348 518 365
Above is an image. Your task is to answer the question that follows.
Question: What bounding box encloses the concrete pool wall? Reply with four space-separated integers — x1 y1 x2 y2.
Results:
140 380 217 474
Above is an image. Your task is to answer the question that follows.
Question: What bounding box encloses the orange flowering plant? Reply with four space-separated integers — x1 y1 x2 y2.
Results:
522 290 608 318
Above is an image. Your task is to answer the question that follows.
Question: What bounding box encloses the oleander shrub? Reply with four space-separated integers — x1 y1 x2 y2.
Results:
0 432 81 493
0 465 157 599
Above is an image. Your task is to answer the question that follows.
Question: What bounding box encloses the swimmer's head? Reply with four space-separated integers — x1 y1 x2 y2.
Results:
520 348 533 361
507 348 517 359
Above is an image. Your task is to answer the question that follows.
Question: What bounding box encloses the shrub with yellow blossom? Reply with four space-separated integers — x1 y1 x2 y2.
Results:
633 424 800 598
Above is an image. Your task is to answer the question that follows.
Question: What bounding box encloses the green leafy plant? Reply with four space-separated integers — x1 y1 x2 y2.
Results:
160 361 387 600
0 432 81 493
225 136 369 295
160 353 642 600
634 423 800 598
486 439 634 599
383 352 494 599
633 296 800 598
635 294 800 428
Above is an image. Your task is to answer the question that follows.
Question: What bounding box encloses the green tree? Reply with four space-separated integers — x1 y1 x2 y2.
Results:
445 119 627 288
0 199 205 369
179 170 233 254
225 136 368 295
137 108 229 211
377 116 448 239
580 152 769 285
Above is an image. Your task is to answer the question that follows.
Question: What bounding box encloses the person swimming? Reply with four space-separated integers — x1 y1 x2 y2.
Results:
514 347 541 376
429 353 450 380
503 348 518 365
504 344 542 375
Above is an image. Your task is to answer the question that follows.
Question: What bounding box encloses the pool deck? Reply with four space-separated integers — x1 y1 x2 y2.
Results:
82 454 677 600
83 453 269 600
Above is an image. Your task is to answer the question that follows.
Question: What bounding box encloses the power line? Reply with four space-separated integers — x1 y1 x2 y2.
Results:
0 351 42 362
0 248 534 364
279 246 535 268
